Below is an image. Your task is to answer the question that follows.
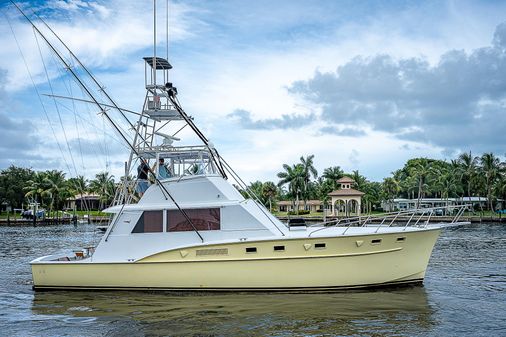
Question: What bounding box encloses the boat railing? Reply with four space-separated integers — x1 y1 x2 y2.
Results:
308 204 470 237
137 145 218 178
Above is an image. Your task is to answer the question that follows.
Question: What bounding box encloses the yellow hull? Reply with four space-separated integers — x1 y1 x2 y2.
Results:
32 228 440 291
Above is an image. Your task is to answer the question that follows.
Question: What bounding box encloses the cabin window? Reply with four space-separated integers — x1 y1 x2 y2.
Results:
131 211 163 233
371 238 382 245
167 208 220 232
274 245 285 251
246 247 257 253
315 243 326 249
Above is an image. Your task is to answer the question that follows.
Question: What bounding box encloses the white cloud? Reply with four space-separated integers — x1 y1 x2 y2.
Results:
0 0 200 90
2 0 506 183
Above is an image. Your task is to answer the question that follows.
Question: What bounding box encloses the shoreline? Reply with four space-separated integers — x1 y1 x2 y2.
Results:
0 214 504 226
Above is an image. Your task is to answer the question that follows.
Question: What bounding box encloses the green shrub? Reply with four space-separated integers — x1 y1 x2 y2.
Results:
287 210 310 215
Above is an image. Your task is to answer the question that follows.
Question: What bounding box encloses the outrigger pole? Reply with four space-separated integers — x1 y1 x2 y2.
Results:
167 93 228 178
32 3 228 181
10 1 204 242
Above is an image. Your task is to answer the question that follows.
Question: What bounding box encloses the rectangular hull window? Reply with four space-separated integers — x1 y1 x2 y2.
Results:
132 211 163 233
167 208 220 232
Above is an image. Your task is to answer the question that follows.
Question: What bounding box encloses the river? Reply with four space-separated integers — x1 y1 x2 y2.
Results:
0 223 504 336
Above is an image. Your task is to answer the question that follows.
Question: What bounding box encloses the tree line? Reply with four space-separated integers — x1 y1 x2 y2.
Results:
1 151 505 214
0 166 116 213
240 152 506 213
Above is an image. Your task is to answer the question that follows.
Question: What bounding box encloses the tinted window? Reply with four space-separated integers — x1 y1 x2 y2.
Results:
167 208 220 232
132 211 163 233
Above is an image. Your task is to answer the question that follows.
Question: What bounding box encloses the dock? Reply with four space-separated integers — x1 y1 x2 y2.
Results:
1 214 503 226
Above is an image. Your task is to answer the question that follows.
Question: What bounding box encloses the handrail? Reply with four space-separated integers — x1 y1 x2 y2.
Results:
308 204 470 237
424 210 434 228
402 211 417 231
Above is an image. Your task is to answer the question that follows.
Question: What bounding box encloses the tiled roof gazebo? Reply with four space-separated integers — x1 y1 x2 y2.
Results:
328 177 365 216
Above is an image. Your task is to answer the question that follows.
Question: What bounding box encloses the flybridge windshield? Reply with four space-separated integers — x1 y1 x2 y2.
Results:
138 146 219 178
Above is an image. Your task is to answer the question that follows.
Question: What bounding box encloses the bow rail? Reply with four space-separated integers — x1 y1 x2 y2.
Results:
308 204 470 237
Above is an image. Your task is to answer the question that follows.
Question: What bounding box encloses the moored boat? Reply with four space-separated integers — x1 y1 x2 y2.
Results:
16 2 469 292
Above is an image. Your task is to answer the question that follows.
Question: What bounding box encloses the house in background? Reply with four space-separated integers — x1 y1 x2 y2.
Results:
277 177 365 216
65 193 101 211
277 200 332 213
381 197 489 212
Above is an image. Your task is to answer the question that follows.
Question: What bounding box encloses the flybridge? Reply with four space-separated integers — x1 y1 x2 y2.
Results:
9 0 276 243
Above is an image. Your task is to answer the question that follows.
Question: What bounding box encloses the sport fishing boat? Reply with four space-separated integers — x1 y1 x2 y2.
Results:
19 2 469 291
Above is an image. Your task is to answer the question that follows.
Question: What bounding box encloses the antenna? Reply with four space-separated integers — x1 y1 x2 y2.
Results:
153 0 157 91
154 131 180 146
166 0 169 62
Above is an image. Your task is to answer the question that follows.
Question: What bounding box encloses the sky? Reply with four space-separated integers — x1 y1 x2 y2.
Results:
0 0 505 184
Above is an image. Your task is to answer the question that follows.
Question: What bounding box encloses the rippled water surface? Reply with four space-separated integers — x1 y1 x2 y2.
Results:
0 223 504 336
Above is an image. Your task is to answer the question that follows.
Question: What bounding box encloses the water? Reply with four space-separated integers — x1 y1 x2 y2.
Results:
0 223 504 336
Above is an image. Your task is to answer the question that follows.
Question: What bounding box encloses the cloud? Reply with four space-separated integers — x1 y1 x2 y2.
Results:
288 22 506 154
46 0 90 12
3 0 506 184
348 149 360 167
0 70 48 168
0 0 202 91
0 67 73 170
227 109 315 130
318 126 366 137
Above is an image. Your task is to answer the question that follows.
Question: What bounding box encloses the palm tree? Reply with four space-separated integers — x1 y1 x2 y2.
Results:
43 170 69 219
400 175 418 200
67 176 88 195
248 181 267 206
435 168 460 213
382 177 400 211
322 166 344 189
90 172 116 209
480 153 501 211
362 181 382 214
348 170 368 212
262 181 278 212
315 177 334 217
493 174 506 212
25 172 48 213
350 170 367 189
458 151 478 201
299 155 318 209
277 164 305 214
409 158 433 208
67 175 89 211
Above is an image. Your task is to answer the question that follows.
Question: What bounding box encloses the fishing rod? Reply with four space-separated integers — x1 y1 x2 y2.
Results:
42 94 143 117
10 1 204 242
167 91 228 179
28 0 227 181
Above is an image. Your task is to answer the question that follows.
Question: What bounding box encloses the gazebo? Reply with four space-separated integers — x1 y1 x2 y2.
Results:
328 177 365 216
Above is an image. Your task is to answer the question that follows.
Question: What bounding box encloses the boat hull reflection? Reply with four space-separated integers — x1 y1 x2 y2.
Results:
31 287 434 336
